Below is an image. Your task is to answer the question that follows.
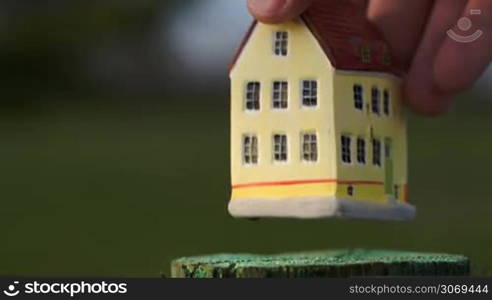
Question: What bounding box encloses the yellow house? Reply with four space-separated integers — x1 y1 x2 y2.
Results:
228 0 415 220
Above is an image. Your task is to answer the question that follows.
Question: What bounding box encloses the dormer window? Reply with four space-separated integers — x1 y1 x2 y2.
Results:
274 31 288 56
360 44 371 63
382 45 392 66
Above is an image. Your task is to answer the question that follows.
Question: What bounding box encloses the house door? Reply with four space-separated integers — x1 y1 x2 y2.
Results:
384 138 394 198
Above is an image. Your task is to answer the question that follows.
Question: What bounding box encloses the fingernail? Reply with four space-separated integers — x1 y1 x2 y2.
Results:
249 0 287 14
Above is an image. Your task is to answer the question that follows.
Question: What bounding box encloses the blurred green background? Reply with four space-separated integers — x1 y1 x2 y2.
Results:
0 1 491 277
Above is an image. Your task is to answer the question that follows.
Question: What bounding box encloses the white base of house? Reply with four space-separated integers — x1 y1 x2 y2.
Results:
228 196 416 220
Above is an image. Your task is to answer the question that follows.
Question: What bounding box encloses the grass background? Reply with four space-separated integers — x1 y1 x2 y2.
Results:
1 95 491 277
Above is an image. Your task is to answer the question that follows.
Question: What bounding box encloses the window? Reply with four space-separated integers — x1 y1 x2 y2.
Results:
302 80 317 107
273 81 288 109
353 84 364 110
371 87 380 115
382 45 392 66
243 134 258 165
357 137 366 164
273 134 288 162
383 90 390 116
361 44 371 63
373 138 381 166
341 135 352 164
274 31 288 56
245 82 260 111
301 133 318 162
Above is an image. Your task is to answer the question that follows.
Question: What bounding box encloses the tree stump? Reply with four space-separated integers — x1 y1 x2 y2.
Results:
170 249 470 278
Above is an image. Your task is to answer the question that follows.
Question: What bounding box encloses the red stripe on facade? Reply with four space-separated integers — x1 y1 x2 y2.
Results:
337 180 384 186
232 179 383 189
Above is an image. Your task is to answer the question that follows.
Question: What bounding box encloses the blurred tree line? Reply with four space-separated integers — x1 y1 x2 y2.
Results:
0 0 191 106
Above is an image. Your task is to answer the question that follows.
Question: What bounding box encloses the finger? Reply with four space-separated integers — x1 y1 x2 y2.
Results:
404 0 467 116
348 0 370 10
247 0 313 23
367 0 434 68
434 0 492 94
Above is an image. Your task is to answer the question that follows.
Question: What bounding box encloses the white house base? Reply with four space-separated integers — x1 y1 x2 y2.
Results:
228 196 416 221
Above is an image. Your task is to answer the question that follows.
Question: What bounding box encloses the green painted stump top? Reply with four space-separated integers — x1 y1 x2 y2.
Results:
171 249 470 278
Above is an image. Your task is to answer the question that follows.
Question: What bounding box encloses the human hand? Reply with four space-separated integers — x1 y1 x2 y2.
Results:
247 0 492 116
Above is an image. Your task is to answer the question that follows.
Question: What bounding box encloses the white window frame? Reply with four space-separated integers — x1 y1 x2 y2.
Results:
274 31 288 56
273 134 288 162
371 87 381 115
372 138 382 167
245 82 260 111
272 81 288 109
341 134 352 164
353 84 364 110
383 90 391 116
243 134 258 165
357 137 366 165
301 132 318 162
301 80 318 107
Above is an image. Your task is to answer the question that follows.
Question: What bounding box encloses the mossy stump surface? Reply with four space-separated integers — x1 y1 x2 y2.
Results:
170 249 470 278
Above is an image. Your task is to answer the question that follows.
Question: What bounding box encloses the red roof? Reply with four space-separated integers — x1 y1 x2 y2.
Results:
230 0 403 76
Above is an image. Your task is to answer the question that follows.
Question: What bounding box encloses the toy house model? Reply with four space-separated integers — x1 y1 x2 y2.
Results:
228 0 415 220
